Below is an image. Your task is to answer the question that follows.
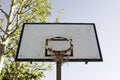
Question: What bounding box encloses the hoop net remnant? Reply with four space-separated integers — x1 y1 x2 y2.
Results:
45 36 73 63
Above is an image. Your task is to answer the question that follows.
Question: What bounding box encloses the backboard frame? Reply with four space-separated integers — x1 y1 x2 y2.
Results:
15 23 103 62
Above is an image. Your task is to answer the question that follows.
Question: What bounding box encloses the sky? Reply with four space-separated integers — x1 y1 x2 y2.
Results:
0 0 120 80
44 0 120 80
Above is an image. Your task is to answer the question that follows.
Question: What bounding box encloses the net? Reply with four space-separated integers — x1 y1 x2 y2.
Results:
45 36 73 62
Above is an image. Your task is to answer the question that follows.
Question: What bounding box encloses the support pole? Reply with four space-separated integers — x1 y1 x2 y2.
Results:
56 61 61 80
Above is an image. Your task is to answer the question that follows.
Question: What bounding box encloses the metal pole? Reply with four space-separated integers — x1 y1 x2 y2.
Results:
56 61 61 80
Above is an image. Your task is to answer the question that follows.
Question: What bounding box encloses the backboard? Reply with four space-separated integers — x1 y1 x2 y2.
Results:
15 23 103 62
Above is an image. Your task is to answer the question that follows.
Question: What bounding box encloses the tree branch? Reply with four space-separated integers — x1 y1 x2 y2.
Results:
18 8 31 14
5 0 16 33
0 27 5 33
8 0 14 18
4 14 23 41
0 8 8 18
10 13 17 25
0 35 3 40
5 24 19 40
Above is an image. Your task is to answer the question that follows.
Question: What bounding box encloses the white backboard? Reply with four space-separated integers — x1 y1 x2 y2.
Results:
15 23 103 62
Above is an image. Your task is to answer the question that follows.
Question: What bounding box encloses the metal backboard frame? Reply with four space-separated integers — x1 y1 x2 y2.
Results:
15 23 103 62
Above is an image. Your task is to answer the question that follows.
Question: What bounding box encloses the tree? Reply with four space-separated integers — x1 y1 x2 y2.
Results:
0 0 53 79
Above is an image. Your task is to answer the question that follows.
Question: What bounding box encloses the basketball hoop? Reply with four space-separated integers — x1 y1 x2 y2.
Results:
45 36 73 63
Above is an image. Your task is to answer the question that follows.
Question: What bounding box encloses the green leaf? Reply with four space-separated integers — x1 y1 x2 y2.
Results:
56 17 60 23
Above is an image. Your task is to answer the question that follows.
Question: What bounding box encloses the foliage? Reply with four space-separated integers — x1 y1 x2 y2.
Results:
55 8 64 23
0 60 52 80
0 0 53 79
0 62 45 80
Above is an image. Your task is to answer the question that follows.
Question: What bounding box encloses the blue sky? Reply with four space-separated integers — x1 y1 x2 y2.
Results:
44 0 120 80
1 0 120 80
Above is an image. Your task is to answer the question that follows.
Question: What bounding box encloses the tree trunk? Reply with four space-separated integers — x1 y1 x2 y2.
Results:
0 55 5 74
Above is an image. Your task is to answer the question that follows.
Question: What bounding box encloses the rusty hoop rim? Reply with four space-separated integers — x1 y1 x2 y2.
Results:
45 36 73 54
